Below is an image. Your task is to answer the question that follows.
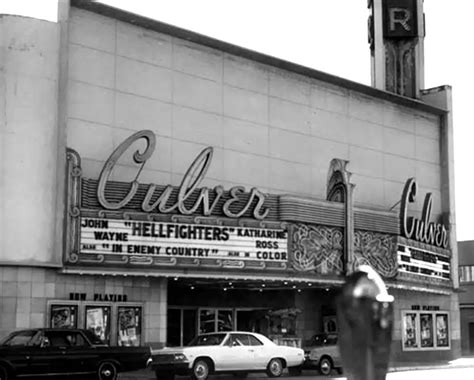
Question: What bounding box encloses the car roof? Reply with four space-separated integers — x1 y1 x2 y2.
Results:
12 328 86 334
198 331 260 335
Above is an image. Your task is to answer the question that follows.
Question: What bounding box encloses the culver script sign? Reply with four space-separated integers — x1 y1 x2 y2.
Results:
97 130 268 219
399 178 449 249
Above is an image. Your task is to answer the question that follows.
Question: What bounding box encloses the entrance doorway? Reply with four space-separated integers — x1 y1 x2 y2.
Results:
167 308 197 347
469 322 474 354
236 309 268 334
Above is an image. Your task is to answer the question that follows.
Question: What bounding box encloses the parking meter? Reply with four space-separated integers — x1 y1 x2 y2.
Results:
337 265 394 380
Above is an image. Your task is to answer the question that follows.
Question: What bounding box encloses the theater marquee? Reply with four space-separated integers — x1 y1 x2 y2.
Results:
80 217 288 262
65 130 289 272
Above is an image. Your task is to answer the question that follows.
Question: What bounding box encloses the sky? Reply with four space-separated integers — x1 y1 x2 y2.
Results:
2 1 473 241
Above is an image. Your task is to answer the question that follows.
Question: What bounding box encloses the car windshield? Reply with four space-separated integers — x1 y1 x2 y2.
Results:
187 333 227 346
82 330 107 346
0 330 38 346
309 334 337 346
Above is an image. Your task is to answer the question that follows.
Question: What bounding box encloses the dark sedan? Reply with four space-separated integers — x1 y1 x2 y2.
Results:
0 328 151 379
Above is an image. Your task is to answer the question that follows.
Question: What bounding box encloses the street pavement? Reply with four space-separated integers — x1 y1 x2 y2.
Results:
118 356 474 380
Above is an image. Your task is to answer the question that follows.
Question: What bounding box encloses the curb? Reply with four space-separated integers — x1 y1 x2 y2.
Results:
389 364 474 372
119 361 474 379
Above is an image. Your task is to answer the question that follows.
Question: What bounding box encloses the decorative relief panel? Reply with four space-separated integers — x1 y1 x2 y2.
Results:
291 224 343 274
65 148 82 264
353 230 398 278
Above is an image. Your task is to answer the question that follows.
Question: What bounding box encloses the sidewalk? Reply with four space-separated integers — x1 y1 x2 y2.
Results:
389 356 474 372
119 357 474 380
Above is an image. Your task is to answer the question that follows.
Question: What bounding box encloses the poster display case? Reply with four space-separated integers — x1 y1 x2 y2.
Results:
402 312 418 348
48 301 143 346
436 313 449 347
402 310 450 351
420 313 434 348
85 305 111 344
117 306 142 346
50 304 78 328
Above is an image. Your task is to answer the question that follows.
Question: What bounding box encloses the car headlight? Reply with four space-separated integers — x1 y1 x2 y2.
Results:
174 353 188 361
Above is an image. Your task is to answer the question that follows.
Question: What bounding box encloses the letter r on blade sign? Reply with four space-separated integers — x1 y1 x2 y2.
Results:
382 0 418 38
389 8 411 31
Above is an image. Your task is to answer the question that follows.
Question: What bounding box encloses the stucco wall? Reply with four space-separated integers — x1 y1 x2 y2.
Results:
390 289 461 361
0 16 61 265
65 8 443 219
0 266 167 344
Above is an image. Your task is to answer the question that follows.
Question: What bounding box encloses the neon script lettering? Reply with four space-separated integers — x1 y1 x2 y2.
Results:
97 130 269 219
399 178 448 249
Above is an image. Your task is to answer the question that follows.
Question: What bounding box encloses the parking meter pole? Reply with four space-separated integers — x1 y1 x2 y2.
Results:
336 265 394 380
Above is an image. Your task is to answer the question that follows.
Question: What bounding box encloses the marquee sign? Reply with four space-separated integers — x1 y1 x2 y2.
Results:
80 217 288 263
397 244 450 281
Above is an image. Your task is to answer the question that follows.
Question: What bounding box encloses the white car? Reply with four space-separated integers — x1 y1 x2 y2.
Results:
149 331 305 380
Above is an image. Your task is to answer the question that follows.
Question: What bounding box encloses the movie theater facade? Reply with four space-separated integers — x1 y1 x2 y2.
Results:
0 0 459 363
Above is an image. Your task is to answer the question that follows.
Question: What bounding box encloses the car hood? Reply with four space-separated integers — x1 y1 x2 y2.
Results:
151 346 213 355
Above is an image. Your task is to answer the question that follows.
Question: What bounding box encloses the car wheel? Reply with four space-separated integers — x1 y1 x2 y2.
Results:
155 370 175 380
288 365 303 376
192 358 211 380
97 361 118 380
0 366 9 380
318 357 333 376
266 358 283 378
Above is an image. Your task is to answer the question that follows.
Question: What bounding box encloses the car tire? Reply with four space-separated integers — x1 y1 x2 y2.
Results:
0 366 9 380
192 358 211 380
155 370 175 380
97 361 118 380
266 358 283 378
318 357 333 376
288 365 303 376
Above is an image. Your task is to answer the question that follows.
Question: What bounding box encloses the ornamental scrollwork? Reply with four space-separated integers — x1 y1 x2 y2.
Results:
291 224 343 274
353 230 398 278
65 148 82 264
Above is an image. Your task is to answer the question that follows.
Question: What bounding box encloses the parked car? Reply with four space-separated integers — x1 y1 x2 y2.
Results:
149 331 305 380
0 328 151 380
303 333 342 376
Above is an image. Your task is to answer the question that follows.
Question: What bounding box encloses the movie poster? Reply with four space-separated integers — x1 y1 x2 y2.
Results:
50 305 77 328
402 312 418 349
117 306 142 347
436 313 449 347
85 306 111 344
420 313 434 348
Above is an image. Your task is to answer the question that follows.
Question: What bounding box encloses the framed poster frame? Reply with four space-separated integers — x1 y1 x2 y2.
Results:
401 310 450 351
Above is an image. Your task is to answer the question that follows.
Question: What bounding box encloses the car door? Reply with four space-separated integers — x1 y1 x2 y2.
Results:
247 334 269 369
61 330 100 376
218 334 255 371
42 330 73 375
326 335 342 367
2 330 53 377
